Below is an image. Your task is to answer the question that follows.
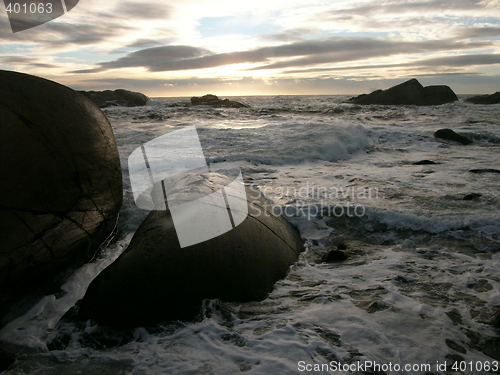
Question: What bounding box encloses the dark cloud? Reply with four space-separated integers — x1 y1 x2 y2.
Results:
453 27 500 39
74 45 212 73
74 37 495 74
248 39 493 70
119 2 171 19
44 22 135 46
0 55 58 68
284 54 500 75
415 53 500 67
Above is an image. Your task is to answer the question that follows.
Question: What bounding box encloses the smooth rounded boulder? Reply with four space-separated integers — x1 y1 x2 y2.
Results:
77 173 303 328
0 70 123 327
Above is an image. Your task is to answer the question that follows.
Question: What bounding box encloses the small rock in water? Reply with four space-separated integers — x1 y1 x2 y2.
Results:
462 193 482 201
322 249 348 262
446 339 467 354
490 308 500 327
352 300 391 313
469 168 500 174
412 159 437 165
434 129 472 145
336 242 348 250
445 308 463 325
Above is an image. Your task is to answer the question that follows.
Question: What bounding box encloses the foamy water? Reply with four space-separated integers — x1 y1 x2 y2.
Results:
1 96 499 374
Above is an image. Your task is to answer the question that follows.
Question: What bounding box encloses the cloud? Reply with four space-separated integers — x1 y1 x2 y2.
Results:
73 36 497 74
414 53 500 67
0 55 58 69
284 53 500 75
248 39 495 70
453 27 500 39
0 2 174 48
335 0 485 15
74 45 212 73
262 28 319 42
119 2 171 19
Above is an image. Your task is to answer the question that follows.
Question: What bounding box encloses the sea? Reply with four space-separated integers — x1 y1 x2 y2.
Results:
1 95 499 374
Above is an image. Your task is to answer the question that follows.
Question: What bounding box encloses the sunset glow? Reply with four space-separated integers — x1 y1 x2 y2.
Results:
1 0 499 96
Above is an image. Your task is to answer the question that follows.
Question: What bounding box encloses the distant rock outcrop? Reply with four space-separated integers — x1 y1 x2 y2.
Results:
190 94 249 108
0 70 122 327
77 173 303 328
465 92 500 104
434 129 472 145
167 94 249 108
78 89 150 108
346 79 458 106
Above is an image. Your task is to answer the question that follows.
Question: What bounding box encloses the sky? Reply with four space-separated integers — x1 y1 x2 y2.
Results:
1 0 500 96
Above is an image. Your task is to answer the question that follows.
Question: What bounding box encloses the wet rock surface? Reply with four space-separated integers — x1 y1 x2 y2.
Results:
0 70 122 327
77 173 303 328
78 89 150 108
434 128 473 145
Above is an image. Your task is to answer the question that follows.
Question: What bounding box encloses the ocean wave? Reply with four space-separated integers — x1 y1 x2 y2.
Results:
198 123 370 165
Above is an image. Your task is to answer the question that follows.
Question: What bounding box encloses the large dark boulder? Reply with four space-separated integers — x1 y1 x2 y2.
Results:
0 70 123 327
346 78 458 105
465 92 500 104
77 173 303 328
78 89 150 108
190 94 249 108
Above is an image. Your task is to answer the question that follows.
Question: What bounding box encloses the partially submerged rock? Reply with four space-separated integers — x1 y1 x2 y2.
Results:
78 89 150 108
413 160 437 165
77 173 303 328
0 70 123 327
469 168 500 174
191 94 249 108
434 129 472 145
168 94 249 108
462 193 482 201
465 92 500 105
346 78 458 106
